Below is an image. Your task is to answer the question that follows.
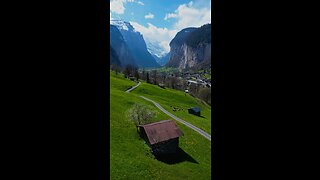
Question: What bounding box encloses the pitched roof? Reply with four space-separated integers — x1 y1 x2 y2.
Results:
189 107 201 112
139 120 183 145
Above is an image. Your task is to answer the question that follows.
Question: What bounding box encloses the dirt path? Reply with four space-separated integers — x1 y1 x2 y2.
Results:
125 82 141 92
140 95 211 141
125 81 211 141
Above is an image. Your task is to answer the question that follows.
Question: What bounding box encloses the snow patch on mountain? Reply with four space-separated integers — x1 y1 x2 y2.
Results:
110 20 134 31
146 41 168 58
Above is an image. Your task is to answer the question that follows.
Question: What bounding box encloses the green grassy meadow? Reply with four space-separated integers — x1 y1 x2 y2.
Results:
110 71 211 179
130 80 211 134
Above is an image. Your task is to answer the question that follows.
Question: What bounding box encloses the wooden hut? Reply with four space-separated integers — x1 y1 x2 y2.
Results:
138 120 183 155
188 107 201 116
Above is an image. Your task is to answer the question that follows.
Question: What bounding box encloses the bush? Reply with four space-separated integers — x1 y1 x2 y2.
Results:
127 103 156 127
198 87 211 105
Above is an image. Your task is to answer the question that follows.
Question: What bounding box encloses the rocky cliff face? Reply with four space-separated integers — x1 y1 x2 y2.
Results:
110 25 136 67
110 46 121 66
111 20 159 68
166 24 211 70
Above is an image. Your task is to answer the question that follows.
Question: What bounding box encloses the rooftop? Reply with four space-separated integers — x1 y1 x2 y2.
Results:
139 120 183 145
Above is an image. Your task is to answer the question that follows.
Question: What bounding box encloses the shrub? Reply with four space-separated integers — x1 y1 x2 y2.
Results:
127 104 156 127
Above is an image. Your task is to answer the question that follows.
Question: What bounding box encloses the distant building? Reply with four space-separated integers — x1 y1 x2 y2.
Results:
158 83 165 89
188 107 201 116
138 120 183 155
187 80 198 85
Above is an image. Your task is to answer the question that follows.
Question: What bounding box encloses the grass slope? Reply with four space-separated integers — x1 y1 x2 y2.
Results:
130 81 211 134
110 71 211 179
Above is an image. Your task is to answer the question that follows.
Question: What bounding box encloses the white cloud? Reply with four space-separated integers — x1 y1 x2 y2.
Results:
110 0 144 15
144 13 154 19
164 13 178 20
110 0 126 14
125 1 211 55
137 1 144 5
130 22 178 53
164 1 211 31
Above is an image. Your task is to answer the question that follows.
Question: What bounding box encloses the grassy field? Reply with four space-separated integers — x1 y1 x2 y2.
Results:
130 80 211 134
110 71 211 179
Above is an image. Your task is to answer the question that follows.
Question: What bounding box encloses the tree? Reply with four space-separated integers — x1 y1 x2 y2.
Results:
134 68 140 81
123 65 132 78
146 72 150 83
189 83 199 97
162 74 166 84
111 64 121 75
110 64 116 71
152 70 157 85
170 76 178 89
127 103 156 131
198 87 211 105
115 66 120 75
142 68 145 81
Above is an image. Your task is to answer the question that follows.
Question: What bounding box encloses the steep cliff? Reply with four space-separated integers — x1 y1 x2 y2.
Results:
166 24 211 70
110 46 121 66
111 20 159 68
110 25 136 67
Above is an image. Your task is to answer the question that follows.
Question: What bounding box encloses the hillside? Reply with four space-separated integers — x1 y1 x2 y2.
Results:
110 25 136 67
110 71 211 179
110 46 121 66
111 20 160 68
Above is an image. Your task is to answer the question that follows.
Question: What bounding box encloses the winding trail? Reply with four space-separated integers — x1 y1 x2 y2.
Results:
125 81 211 141
140 96 211 141
125 82 141 92
126 82 211 141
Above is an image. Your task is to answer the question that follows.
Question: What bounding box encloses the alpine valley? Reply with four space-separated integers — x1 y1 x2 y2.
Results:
110 20 211 71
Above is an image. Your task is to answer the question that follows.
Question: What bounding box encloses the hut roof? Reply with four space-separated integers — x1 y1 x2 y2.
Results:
189 107 201 112
138 120 183 145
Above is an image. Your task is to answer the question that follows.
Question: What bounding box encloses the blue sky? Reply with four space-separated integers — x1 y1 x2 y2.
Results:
110 0 211 54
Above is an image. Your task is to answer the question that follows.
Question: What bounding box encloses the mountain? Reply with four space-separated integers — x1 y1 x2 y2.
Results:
110 20 160 68
110 46 121 66
146 41 170 66
146 41 167 59
152 52 170 66
166 24 211 70
110 24 136 67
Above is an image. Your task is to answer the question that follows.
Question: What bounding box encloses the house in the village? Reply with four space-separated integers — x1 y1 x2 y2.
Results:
187 80 198 86
138 120 183 155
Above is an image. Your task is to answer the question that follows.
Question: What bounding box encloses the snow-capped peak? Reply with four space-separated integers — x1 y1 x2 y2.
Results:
146 41 168 58
110 19 134 31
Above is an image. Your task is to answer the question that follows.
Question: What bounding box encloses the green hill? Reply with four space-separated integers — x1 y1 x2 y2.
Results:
110 71 211 179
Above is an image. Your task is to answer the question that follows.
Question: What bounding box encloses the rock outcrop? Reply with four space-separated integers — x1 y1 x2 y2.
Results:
111 20 159 68
166 24 211 70
110 24 136 67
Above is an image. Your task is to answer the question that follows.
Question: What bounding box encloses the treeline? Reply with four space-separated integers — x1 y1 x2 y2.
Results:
110 64 211 105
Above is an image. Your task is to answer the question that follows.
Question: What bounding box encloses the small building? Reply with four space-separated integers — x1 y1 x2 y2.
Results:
138 120 183 155
129 76 135 81
187 80 198 85
158 83 165 89
188 107 201 116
